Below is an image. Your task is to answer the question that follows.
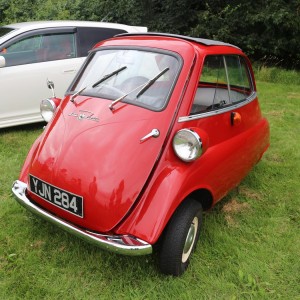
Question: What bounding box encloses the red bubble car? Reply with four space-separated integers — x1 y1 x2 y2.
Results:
12 33 270 276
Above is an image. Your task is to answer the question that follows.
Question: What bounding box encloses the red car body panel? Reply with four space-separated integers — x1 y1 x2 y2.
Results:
16 34 269 247
24 95 183 231
116 112 269 243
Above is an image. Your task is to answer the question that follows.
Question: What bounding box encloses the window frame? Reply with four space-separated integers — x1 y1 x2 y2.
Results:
0 27 77 67
67 46 183 112
179 54 256 122
187 54 254 116
76 27 127 57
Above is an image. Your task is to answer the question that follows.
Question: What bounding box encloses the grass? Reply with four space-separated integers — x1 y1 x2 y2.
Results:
254 65 300 86
0 69 299 299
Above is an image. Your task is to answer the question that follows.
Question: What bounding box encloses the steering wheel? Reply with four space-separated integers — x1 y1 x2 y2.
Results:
119 76 149 93
95 84 124 98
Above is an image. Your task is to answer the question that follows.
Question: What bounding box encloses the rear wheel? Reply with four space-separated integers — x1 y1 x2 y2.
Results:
158 198 203 276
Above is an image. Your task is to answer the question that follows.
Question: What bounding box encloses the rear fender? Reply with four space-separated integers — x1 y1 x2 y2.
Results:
116 118 270 244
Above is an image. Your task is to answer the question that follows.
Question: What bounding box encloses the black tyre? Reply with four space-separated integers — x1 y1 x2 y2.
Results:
158 198 203 276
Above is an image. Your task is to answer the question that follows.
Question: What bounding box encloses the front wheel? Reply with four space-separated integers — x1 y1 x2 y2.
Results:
158 198 203 276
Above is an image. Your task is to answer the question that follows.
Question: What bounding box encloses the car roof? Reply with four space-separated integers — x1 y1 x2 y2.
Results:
117 32 241 50
0 21 147 43
5 20 146 31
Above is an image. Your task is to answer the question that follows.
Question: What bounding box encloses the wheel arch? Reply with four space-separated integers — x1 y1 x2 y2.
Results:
116 183 214 245
156 188 213 244
187 188 213 211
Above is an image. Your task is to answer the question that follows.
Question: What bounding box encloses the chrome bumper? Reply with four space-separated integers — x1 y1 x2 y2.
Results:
12 180 152 256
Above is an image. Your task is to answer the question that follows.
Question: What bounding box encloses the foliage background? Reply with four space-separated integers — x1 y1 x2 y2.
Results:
0 0 300 69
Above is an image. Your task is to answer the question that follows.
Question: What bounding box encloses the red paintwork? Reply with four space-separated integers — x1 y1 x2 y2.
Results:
20 35 269 244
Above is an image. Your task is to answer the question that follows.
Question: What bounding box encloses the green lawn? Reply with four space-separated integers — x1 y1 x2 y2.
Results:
0 80 299 299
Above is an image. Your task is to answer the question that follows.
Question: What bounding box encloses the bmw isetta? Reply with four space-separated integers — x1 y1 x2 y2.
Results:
12 33 270 276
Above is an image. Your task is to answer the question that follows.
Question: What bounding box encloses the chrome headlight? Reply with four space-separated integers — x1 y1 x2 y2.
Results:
173 129 203 162
40 98 57 122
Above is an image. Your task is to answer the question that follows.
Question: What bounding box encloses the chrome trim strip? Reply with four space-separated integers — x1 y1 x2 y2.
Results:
178 92 257 122
12 180 152 256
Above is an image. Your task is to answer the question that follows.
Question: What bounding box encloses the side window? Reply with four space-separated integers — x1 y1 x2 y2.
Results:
5 35 41 52
1 35 42 66
225 55 252 103
37 33 76 62
77 28 127 57
1 33 76 67
190 55 253 115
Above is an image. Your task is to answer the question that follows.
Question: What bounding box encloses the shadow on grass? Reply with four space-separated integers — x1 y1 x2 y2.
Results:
0 122 46 134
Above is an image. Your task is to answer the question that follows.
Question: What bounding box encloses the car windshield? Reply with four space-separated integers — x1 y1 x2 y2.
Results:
0 27 14 38
70 49 180 110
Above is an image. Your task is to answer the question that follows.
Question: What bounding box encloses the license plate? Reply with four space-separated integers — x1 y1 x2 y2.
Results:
29 175 83 218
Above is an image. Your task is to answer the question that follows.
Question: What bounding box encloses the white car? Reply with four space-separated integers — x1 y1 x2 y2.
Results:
0 21 147 128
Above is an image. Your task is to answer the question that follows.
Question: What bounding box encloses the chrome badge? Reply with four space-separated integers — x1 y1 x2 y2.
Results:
68 110 99 122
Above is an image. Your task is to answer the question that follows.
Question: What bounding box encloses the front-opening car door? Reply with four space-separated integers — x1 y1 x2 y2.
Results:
26 48 183 232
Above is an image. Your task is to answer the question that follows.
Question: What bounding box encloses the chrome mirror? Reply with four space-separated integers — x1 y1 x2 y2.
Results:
46 78 56 97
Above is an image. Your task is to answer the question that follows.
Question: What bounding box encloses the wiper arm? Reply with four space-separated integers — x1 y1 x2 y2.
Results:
92 66 127 88
136 67 169 98
70 66 127 103
109 67 169 110
109 82 147 110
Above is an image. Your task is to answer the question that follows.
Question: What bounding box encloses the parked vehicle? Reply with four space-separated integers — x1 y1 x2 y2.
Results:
0 21 147 128
12 33 270 276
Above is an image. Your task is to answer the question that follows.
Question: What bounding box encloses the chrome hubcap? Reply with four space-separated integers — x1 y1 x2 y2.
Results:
182 217 198 263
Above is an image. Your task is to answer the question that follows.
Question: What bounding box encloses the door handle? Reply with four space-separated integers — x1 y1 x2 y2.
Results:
140 129 160 142
63 69 76 73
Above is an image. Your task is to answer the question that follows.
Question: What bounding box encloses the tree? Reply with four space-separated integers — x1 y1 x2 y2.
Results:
0 0 37 24
190 0 300 68
1 0 299 68
74 0 200 34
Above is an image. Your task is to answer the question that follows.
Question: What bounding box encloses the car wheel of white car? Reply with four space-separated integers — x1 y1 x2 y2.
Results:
158 198 203 276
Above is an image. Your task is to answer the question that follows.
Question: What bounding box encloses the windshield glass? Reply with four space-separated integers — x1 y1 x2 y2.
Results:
0 27 14 38
70 49 180 110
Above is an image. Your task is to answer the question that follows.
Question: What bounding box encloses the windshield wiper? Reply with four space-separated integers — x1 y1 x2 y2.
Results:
109 67 169 110
70 66 127 103
92 66 127 88
136 67 169 98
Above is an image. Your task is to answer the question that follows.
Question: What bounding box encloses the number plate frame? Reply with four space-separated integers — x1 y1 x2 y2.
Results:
29 174 84 218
